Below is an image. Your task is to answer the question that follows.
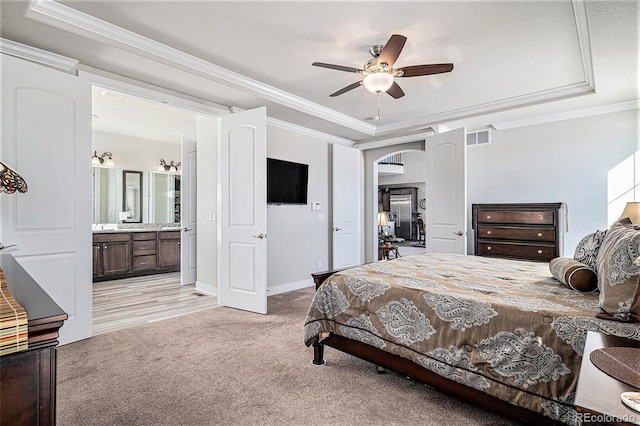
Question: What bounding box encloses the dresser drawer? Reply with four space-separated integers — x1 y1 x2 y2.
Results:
477 210 555 225
132 255 156 271
477 241 557 262
132 232 157 241
132 240 156 256
477 225 556 242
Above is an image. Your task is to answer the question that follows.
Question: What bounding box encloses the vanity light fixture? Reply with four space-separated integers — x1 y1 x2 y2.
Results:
158 159 181 173
92 151 115 167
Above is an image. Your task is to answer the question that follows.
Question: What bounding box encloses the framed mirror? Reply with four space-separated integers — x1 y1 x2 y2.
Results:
122 170 143 223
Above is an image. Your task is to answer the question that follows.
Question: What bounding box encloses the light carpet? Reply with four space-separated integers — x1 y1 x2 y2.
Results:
57 287 519 425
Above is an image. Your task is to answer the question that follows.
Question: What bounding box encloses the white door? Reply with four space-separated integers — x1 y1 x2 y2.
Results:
0 54 92 344
218 108 267 314
425 128 467 254
332 144 362 269
181 138 197 285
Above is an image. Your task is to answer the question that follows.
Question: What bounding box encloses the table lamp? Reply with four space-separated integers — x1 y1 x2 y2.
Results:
618 202 640 224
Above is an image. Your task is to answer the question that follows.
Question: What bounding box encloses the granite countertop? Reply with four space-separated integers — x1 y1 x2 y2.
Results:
92 224 181 233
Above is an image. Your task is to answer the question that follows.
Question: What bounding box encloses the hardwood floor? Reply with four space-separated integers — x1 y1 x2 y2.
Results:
93 273 219 335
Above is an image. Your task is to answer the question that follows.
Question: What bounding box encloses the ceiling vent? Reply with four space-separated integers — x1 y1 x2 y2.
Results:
466 129 491 146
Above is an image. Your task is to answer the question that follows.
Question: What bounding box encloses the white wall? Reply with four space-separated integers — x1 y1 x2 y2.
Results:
92 131 180 172
266 126 330 293
361 109 639 260
194 121 331 295
467 109 639 255
195 116 218 294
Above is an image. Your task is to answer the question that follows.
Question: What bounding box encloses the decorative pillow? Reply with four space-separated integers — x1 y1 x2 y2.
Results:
595 219 640 322
574 229 608 272
549 257 598 292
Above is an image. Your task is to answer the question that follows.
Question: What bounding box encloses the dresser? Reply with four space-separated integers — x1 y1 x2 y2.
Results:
472 203 564 262
0 254 67 426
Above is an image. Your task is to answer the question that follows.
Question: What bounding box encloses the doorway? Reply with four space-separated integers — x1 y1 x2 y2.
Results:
91 86 203 333
375 149 427 260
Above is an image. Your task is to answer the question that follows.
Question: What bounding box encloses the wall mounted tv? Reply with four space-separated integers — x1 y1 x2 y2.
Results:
267 158 308 205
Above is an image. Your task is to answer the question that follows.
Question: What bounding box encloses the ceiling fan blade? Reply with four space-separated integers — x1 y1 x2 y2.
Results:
396 63 454 77
330 81 363 97
386 81 405 99
377 34 407 68
312 62 363 74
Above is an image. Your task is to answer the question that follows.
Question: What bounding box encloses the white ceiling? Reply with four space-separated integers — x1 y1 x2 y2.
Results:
1 0 638 146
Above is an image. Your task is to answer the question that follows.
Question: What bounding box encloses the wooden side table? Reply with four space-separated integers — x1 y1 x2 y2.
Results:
575 331 640 425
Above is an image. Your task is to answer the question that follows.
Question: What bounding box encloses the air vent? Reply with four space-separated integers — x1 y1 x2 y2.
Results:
466 129 491 146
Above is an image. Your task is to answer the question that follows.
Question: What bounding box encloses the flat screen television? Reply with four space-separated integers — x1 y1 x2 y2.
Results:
267 158 308 205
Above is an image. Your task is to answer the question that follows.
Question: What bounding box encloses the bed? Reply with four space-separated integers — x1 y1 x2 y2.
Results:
303 253 640 425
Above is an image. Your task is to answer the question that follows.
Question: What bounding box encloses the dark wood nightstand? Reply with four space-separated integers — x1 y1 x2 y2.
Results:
575 331 640 425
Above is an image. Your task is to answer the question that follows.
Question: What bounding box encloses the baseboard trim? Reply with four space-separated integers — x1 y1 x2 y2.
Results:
195 281 217 296
267 278 314 296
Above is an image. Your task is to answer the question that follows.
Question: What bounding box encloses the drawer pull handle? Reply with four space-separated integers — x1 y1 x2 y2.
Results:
486 231 491 235
537 215 543 221
537 250 543 254
487 246 492 251
537 233 542 237
486 215 491 219
140 262 147 265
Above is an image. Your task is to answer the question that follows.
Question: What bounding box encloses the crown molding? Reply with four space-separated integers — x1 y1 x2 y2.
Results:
77 67 230 116
491 99 640 131
572 0 595 89
374 81 595 136
0 37 78 71
27 0 376 136
25 0 601 141
266 117 355 147
355 131 434 151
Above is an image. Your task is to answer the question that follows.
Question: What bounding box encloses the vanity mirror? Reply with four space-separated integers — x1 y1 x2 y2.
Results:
92 167 180 225
123 170 142 223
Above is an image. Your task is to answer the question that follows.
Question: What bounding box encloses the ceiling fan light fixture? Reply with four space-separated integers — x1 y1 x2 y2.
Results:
363 73 394 94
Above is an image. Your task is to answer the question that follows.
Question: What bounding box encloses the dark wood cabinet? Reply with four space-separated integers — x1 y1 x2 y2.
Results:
93 230 180 282
132 232 157 272
0 254 67 426
158 231 180 269
93 233 131 278
472 203 564 262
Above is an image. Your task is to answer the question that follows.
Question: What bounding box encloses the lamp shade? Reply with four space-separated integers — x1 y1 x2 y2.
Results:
618 202 640 224
363 73 394 94
378 212 389 227
0 160 28 194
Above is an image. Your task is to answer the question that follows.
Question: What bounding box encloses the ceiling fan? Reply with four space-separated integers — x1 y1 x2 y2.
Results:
312 34 454 99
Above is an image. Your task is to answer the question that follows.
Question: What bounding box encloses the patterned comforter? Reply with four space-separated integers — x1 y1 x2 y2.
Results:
303 253 640 424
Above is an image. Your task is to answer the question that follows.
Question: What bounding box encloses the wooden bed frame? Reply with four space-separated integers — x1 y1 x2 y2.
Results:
310 269 562 426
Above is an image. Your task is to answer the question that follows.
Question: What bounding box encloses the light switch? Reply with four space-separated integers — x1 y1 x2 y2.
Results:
312 202 321 211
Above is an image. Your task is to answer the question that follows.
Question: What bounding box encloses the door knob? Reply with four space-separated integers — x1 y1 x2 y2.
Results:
334 227 342 232
183 227 192 232
253 233 266 239
453 231 464 236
